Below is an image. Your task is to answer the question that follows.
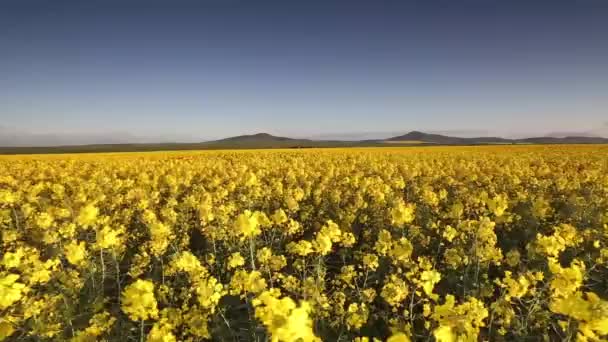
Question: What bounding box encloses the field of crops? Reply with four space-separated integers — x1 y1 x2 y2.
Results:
1 145 607 341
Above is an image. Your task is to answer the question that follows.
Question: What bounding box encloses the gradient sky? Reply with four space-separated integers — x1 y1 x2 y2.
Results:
1 0 608 141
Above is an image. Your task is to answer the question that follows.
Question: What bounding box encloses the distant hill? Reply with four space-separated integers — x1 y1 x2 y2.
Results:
206 133 308 145
1 131 607 154
545 126 608 139
386 131 512 144
0 133 359 154
517 136 608 144
0 126 146 147
385 131 608 145
201 133 355 149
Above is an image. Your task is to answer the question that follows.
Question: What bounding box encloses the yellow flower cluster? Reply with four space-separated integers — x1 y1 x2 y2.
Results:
0 145 607 341
0 274 25 310
121 279 158 321
431 295 489 341
253 290 320 341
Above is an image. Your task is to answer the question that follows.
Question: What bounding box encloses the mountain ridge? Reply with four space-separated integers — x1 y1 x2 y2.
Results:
1 131 607 154
386 131 512 144
209 132 305 143
386 131 608 145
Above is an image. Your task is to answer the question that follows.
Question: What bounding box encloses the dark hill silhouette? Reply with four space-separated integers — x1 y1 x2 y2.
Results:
194 132 376 150
1 131 607 154
386 131 512 144
517 136 608 144
210 133 304 143
202 133 345 148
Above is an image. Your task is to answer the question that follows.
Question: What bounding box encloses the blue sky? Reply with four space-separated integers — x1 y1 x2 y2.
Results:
1 0 607 142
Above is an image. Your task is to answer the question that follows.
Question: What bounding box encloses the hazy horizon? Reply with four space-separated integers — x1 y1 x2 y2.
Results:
1 0 608 145
2 124 608 147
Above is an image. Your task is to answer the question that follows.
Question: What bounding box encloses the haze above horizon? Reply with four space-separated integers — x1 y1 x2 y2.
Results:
1 0 608 144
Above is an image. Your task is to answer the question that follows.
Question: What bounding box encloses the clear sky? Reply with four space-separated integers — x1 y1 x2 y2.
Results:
1 0 607 141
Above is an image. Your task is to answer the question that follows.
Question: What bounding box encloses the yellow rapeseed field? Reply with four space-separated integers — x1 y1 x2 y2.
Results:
1 145 607 341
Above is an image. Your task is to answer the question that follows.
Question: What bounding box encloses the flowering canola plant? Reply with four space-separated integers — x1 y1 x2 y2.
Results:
1 145 608 341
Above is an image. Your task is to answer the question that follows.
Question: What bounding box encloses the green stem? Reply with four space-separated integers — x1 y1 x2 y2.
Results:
11 207 21 231
249 237 256 270
100 249 105 285
113 250 122 305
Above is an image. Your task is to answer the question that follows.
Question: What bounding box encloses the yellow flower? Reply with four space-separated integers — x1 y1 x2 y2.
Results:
362 254 379 271
505 250 521 267
0 274 26 310
387 332 411 342
449 202 464 219
1 248 24 269
235 210 262 239
0 190 17 205
346 303 369 330
340 232 356 247
389 237 414 264
228 252 245 269
287 240 314 257
35 212 54 229
487 194 508 217
420 270 441 298
253 291 320 342
149 221 172 256
536 224 581 258
96 225 123 249
320 220 342 242
271 209 288 225
500 271 534 300
362 288 377 303
269 255 287 271
375 229 393 256
27 258 59 284
230 270 267 297
338 265 357 287
147 324 177 342
433 325 455 342
391 200 416 227
257 247 273 265
549 258 585 297
431 295 488 341
532 197 551 218
64 241 87 266
381 275 409 307
183 307 210 338
76 204 99 227
313 233 333 255
442 225 458 243
168 251 206 276
0 320 15 340
195 276 224 311
121 279 158 321
550 292 608 340
72 311 117 341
